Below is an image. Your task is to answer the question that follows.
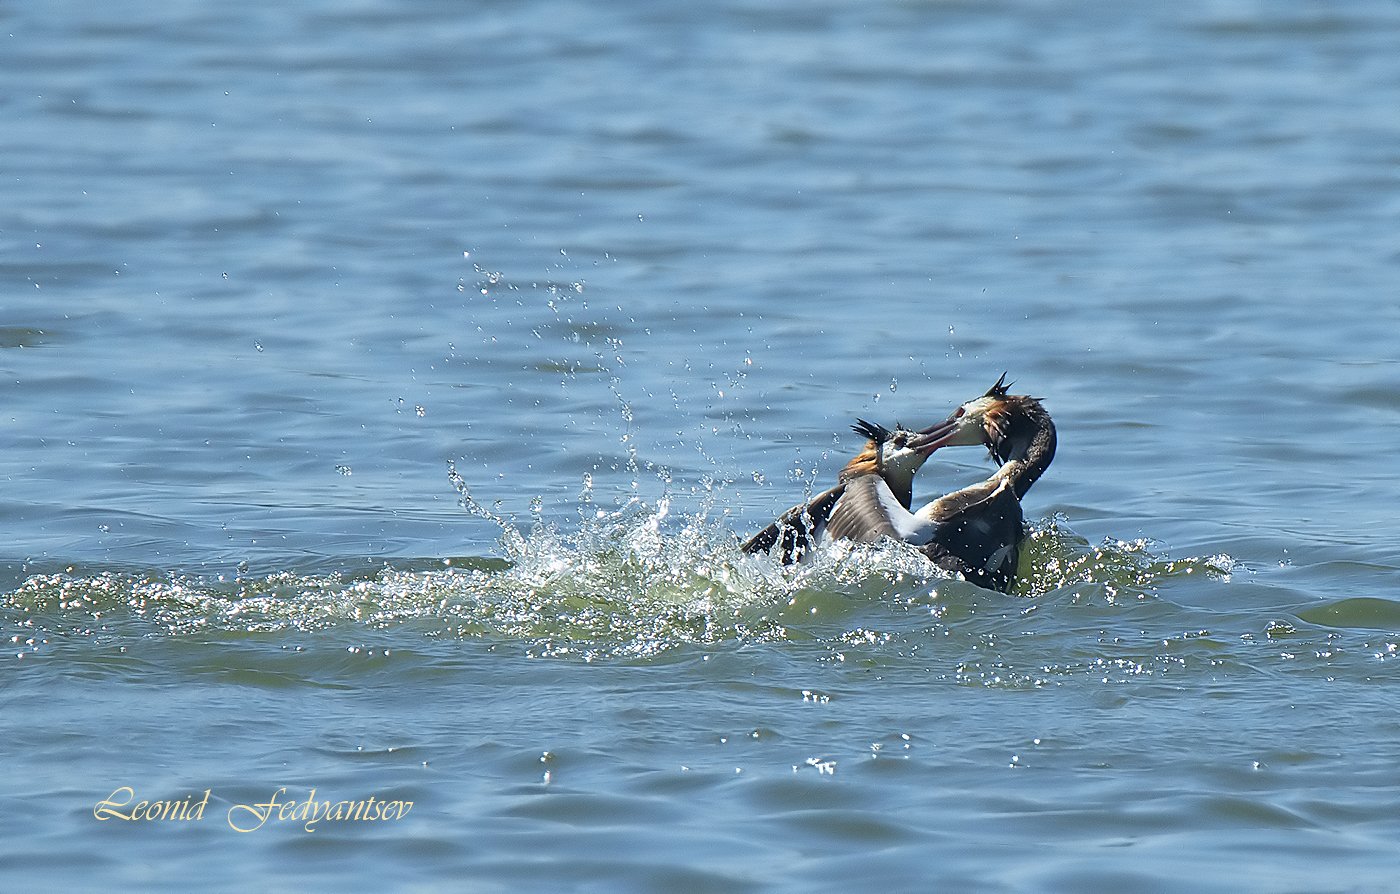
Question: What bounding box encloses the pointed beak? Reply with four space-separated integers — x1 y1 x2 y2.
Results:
909 409 983 454
909 416 960 454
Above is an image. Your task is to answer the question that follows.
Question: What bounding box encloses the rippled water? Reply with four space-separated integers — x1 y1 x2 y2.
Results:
6 0 1400 890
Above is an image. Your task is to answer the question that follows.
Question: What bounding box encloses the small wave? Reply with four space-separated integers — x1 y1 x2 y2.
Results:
1296 596 1400 631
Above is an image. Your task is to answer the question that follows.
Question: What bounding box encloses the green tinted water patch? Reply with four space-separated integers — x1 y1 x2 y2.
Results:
1296 596 1400 631
0 326 53 349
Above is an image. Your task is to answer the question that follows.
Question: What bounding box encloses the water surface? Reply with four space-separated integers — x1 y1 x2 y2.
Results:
5 1 1400 890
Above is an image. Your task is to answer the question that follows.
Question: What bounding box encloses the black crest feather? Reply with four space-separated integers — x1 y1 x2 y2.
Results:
851 418 891 443
985 372 1013 399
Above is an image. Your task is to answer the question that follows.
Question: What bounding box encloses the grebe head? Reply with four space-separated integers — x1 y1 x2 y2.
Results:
849 418 938 481
912 373 1051 464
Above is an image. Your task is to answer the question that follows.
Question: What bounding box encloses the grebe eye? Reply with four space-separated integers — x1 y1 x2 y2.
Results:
955 407 966 419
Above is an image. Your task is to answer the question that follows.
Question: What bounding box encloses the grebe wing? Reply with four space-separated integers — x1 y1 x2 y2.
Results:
740 483 846 564
920 479 1024 592
825 475 908 543
923 476 1006 523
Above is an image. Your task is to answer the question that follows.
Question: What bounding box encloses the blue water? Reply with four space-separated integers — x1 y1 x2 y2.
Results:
6 1 1400 889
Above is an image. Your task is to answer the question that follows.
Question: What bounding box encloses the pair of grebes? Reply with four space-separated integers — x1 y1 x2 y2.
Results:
741 374 1055 592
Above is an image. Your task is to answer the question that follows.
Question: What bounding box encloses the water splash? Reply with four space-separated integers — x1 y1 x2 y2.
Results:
1018 515 1236 601
2 503 1237 666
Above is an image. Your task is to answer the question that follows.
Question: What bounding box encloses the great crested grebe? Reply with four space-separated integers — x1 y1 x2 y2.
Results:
903 374 1056 591
741 375 1055 592
739 419 943 564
